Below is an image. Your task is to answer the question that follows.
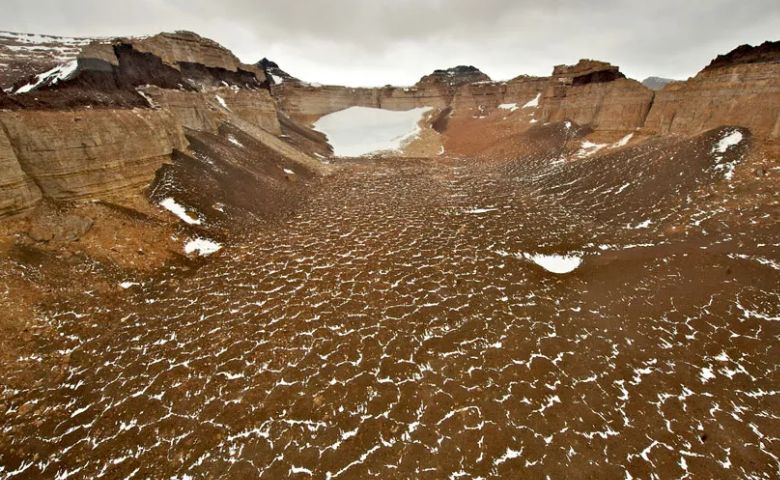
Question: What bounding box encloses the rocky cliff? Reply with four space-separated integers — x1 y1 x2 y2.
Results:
0 108 187 202
1 33 777 220
0 31 319 218
0 123 42 217
538 60 654 133
272 59 653 138
644 41 780 140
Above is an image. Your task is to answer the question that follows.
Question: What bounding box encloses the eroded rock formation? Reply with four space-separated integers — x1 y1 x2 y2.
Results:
644 41 780 140
0 124 42 217
0 30 319 218
0 33 777 221
0 108 187 202
539 60 653 132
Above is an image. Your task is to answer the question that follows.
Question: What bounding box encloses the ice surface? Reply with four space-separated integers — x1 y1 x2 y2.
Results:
312 106 432 157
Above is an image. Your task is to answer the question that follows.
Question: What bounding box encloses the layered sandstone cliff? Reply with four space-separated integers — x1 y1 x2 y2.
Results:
1 32 777 220
644 41 780 140
0 124 42 217
272 59 652 138
0 31 318 218
0 108 186 202
538 60 654 133
140 87 281 134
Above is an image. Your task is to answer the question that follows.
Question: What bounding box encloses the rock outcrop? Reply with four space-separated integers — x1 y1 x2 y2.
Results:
552 59 626 85
0 108 187 201
7 31 269 109
128 31 246 73
258 58 299 84
0 124 42 218
704 40 780 70
0 31 321 217
0 31 95 89
140 87 281 134
644 41 780 140
537 60 653 132
416 66 491 87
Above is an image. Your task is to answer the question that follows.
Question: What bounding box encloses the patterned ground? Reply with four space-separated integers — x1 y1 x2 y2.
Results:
1 127 778 479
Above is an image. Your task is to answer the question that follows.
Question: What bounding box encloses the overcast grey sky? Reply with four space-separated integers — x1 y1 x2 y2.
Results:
3 0 778 86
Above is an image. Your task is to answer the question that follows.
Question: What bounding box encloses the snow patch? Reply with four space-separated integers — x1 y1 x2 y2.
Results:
700 367 716 383
184 238 222 256
713 130 744 154
498 103 519 112
215 95 230 110
711 129 744 181
312 106 432 157
227 135 243 148
463 207 498 214
159 198 202 225
575 140 607 158
15 60 78 94
614 133 634 148
628 219 652 230
525 253 582 274
522 93 541 108
271 74 284 85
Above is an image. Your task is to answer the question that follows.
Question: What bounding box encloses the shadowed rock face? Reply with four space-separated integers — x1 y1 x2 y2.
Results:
257 57 300 84
552 59 626 85
704 40 780 71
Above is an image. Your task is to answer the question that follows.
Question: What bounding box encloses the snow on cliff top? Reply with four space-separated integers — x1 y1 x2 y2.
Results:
312 106 432 157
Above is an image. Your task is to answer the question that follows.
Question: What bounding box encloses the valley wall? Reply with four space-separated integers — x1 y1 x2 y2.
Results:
0 31 777 220
0 108 187 203
644 58 780 140
0 31 315 218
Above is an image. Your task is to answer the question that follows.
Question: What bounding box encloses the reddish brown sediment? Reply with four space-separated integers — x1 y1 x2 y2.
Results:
0 32 778 479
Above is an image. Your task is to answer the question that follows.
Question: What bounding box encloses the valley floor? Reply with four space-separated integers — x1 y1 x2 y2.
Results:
1 140 779 478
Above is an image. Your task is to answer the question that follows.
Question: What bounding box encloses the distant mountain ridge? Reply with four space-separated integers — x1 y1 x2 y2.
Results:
641 76 676 90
